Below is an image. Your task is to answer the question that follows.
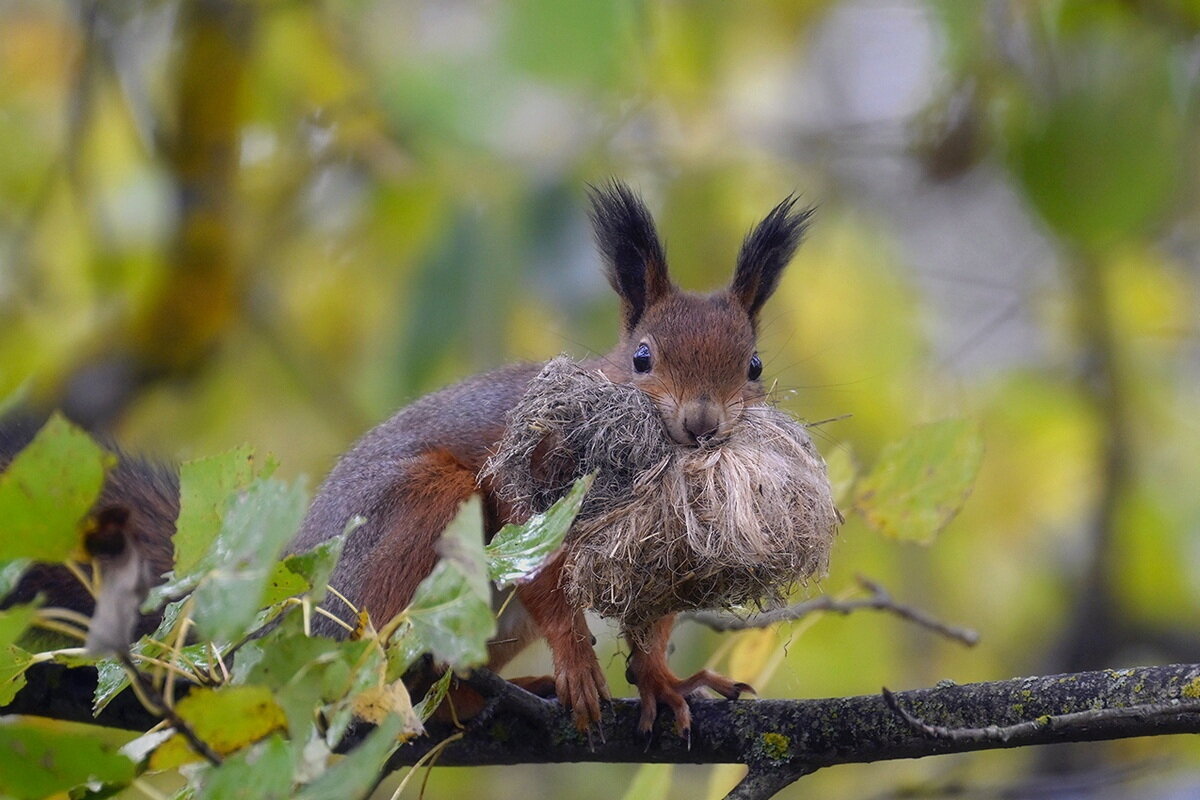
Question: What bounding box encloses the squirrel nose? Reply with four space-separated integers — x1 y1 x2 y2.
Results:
681 401 722 445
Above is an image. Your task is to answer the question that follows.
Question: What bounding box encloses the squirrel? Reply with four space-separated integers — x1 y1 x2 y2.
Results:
0 412 178 639
2 181 812 737
289 180 813 734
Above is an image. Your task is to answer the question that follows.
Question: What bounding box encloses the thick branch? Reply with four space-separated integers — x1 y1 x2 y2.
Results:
369 663 1200 776
9 662 1200 799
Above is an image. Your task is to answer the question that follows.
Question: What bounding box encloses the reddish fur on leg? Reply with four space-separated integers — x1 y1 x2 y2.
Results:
517 552 609 729
358 449 478 624
626 614 753 735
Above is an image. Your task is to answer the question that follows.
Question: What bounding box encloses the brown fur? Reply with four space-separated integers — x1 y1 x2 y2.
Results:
6 183 813 736
356 449 478 622
293 183 815 732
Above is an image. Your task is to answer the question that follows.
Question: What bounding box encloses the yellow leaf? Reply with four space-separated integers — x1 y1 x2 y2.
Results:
727 628 778 685
352 680 424 739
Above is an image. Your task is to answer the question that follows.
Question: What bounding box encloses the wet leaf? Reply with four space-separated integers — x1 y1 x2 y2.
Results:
352 679 423 740
190 477 309 642
412 668 453 722
94 600 190 715
0 414 112 562
0 603 37 649
396 510 494 666
854 419 984 544
237 618 376 743
486 474 591 586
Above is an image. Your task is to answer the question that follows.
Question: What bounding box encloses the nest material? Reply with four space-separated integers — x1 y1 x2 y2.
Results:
483 356 841 639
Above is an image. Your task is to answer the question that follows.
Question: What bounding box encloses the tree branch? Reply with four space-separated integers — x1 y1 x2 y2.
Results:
683 575 980 647
362 662 1200 795
9 662 1200 800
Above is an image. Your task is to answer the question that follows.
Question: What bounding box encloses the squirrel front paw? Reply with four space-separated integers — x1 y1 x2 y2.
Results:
554 656 611 731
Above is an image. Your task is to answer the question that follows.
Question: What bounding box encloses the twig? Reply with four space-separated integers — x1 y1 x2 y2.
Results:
220 601 298 664
882 687 1200 744
725 764 816 800
32 618 89 642
684 575 980 646
37 607 95 630
462 668 557 727
386 731 464 800
116 651 223 766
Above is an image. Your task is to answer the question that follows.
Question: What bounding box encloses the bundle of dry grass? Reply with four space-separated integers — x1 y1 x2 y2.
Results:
484 356 841 639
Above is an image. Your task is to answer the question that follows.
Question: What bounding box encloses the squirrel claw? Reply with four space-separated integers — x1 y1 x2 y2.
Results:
632 667 749 740
557 658 611 733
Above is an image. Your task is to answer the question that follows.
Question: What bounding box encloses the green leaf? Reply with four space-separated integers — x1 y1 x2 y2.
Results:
151 686 287 769
94 600 194 715
235 617 378 743
412 668 453 722
854 419 984 544
391 505 494 669
174 445 261 576
261 562 311 608
486 474 591 586
1007 38 1182 247
191 477 309 642
295 714 403 800
0 559 29 596
0 603 37 650
261 532 348 607
507 0 623 86
0 413 112 562
0 604 38 704
0 719 135 799
823 444 857 509
198 734 294 800
0 644 33 705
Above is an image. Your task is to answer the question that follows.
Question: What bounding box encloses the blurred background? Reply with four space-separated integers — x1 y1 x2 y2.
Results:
2 0 1199 797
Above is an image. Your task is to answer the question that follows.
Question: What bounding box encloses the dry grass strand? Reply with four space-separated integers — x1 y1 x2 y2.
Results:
484 357 840 642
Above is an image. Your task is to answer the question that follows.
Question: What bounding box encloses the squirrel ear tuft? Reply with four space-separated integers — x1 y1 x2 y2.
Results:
730 195 814 322
587 180 672 331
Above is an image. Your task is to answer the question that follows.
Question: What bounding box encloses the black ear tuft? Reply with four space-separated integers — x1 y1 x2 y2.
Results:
731 195 814 321
587 180 671 331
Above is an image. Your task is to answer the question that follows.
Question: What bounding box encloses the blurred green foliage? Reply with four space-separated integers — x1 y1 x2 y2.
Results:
1 0 1199 797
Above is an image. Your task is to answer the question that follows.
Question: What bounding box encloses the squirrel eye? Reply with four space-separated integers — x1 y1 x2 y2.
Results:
748 354 763 381
633 343 652 373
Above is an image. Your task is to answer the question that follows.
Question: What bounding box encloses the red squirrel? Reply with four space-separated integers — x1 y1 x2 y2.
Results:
289 181 813 734
3 181 811 736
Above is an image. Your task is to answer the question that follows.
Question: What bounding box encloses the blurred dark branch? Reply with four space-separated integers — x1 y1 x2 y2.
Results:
1054 254 1134 673
58 0 253 433
683 575 980 647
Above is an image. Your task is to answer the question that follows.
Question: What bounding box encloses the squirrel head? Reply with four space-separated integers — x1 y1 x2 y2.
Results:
588 180 813 447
